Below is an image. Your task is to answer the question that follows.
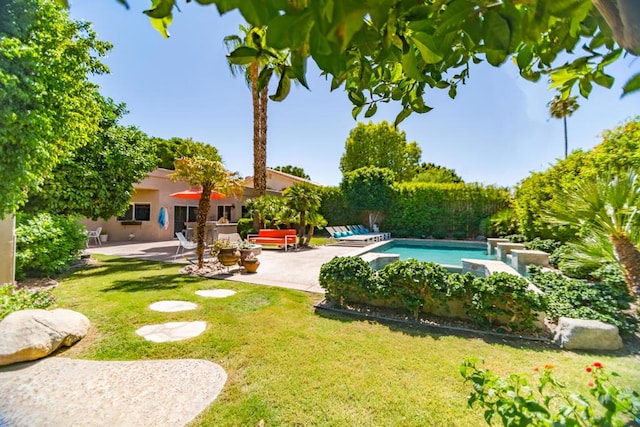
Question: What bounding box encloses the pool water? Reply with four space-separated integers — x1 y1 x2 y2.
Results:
372 242 496 266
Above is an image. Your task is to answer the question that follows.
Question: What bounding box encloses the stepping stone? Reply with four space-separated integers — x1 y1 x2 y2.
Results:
136 321 206 343
196 289 236 298
149 300 197 312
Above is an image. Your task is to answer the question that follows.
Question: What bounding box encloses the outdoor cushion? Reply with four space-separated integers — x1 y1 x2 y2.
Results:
333 232 341 238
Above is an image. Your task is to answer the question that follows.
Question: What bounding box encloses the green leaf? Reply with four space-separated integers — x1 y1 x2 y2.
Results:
401 51 423 81
144 0 173 18
548 0 589 18
482 11 510 66
227 46 259 65
411 32 443 64
269 74 291 102
622 72 640 97
394 108 412 126
592 71 614 89
516 46 533 70
351 105 363 120
364 103 378 118
347 90 366 106
438 0 475 35
149 15 172 38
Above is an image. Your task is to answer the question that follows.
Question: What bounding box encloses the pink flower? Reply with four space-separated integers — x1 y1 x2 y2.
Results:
533 367 539 372
588 381 595 387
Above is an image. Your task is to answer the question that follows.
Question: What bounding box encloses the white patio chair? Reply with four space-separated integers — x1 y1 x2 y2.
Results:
87 227 102 247
175 231 197 260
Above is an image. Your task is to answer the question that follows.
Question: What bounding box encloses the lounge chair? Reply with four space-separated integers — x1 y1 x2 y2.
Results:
175 231 197 260
327 225 379 246
86 227 102 247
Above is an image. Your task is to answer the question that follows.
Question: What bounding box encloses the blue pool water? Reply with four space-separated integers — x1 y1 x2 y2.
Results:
372 241 496 266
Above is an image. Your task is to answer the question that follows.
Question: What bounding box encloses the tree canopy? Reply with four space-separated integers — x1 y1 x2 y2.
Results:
272 165 310 180
66 0 640 126
1 0 111 216
151 136 221 169
413 163 463 184
340 166 396 227
24 97 157 220
340 121 421 182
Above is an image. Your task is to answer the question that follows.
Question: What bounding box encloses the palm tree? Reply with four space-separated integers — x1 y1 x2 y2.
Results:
283 183 322 247
548 95 579 159
170 157 243 268
224 26 290 197
545 168 640 298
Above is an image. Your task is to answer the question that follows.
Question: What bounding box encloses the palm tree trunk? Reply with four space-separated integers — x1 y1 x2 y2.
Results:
259 83 268 197
196 186 213 268
611 235 640 298
250 61 262 230
298 212 306 247
563 116 568 159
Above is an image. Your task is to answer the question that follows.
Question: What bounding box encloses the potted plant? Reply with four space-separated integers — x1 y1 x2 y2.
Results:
99 231 109 243
212 238 240 267
243 252 260 273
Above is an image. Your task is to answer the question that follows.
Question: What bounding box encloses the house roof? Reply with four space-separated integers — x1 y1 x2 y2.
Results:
242 168 323 189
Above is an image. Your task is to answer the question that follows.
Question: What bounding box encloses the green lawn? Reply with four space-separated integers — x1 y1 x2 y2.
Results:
54 256 640 426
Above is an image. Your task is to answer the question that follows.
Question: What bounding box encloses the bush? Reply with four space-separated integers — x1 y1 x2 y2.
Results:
486 208 519 237
319 257 545 332
319 256 376 306
461 358 640 426
15 213 87 279
524 238 562 254
0 284 56 320
236 217 254 239
528 266 636 335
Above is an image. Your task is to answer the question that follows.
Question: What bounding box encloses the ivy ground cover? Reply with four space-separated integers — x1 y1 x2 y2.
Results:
53 256 640 426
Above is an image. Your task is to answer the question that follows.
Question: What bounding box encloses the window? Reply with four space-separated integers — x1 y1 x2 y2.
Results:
117 203 151 221
217 205 233 221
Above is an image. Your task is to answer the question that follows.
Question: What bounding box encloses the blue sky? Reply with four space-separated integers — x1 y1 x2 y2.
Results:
68 3 638 188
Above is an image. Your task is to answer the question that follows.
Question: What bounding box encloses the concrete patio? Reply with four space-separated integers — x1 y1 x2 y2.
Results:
85 240 368 294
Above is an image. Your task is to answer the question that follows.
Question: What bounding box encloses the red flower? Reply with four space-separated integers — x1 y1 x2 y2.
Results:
593 362 603 369
588 381 595 387
586 367 592 373
533 367 539 372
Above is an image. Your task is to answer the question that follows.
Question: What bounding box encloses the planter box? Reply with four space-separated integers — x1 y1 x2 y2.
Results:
100 234 108 243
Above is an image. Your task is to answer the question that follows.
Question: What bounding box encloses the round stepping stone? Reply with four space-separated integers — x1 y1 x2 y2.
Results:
135 321 206 343
195 289 236 298
149 300 197 312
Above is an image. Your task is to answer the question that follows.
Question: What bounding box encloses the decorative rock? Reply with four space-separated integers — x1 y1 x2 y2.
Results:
149 300 197 312
0 309 90 366
0 357 227 427
136 321 206 343
196 289 236 298
554 317 623 351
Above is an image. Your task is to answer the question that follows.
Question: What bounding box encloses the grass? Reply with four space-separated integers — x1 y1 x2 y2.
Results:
54 255 640 426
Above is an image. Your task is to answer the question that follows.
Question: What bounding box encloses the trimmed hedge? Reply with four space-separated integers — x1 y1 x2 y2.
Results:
319 186 362 229
381 182 510 238
319 257 545 332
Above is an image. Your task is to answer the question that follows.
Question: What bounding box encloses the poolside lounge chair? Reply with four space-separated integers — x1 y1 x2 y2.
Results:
351 225 391 241
327 225 379 247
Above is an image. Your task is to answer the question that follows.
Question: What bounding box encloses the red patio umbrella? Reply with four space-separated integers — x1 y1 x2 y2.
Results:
169 188 227 199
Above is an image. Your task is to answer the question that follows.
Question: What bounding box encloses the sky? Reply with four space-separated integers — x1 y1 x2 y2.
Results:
67 3 639 188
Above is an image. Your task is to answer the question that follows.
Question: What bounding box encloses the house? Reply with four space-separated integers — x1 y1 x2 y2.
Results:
81 168 322 242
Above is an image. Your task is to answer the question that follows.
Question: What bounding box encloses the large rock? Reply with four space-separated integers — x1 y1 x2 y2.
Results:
0 309 90 366
554 317 623 351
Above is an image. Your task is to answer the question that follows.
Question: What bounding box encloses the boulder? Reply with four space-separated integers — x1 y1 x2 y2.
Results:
0 309 90 366
553 317 623 351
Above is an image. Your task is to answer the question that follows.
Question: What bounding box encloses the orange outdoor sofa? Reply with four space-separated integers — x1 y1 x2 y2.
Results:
247 229 298 251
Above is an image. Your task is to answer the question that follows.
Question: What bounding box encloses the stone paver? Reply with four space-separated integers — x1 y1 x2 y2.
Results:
136 321 206 343
196 289 236 298
0 357 226 427
149 300 198 312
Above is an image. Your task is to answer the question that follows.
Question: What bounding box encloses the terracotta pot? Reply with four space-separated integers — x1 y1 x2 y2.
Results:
217 248 239 267
244 259 260 273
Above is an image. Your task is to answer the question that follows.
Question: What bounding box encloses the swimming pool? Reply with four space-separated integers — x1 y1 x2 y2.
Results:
369 239 496 267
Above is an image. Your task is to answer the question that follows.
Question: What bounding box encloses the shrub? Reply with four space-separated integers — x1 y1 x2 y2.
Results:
466 272 545 331
0 284 56 320
378 260 451 318
528 266 636 335
15 213 87 279
486 208 519 237
236 217 254 239
461 358 640 426
319 256 376 306
524 238 562 254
